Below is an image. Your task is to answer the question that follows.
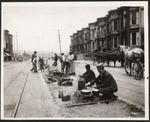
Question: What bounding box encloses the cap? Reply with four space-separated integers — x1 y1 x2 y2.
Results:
96 63 104 69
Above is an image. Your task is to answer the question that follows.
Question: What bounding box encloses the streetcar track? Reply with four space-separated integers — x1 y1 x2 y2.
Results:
13 69 31 118
4 61 30 92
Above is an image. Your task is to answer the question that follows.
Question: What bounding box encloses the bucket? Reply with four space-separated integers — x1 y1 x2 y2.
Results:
78 76 86 90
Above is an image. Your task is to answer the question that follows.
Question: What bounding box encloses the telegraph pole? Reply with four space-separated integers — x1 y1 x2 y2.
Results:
58 30 61 55
16 32 18 60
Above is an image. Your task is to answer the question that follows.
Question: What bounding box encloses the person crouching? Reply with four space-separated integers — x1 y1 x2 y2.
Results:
86 63 118 101
82 64 96 83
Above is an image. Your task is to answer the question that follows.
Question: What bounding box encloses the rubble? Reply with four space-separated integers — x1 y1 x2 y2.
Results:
44 67 73 86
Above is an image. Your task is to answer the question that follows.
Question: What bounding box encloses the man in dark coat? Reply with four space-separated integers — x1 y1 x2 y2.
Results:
38 57 45 72
82 64 96 83
31 51 37 72
86 63 118 101
53 53 58 66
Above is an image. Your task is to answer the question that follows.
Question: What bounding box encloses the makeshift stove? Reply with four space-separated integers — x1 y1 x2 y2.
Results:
73 75 109 104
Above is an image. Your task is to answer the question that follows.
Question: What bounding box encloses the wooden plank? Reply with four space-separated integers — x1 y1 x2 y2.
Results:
66 102 98 108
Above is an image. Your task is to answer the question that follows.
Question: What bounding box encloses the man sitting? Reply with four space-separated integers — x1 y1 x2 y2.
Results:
82 64 96 83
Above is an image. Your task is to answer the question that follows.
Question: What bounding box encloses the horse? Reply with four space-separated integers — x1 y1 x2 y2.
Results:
92 50 106 64
92 49 124 67
105 50 124 67
118 45 144 76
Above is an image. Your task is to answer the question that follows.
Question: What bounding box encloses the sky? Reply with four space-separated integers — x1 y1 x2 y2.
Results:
2 2 147 53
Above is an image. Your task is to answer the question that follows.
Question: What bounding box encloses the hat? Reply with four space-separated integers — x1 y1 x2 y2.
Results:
96 63 104 69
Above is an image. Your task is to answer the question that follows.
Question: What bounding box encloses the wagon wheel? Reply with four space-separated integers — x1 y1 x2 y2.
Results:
124 58 131 76
132 61 143 80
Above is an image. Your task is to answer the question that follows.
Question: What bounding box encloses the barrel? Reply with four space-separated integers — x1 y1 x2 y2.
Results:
78 76 86 90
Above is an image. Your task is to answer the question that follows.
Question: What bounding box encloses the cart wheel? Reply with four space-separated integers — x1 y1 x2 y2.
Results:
133 62 143 80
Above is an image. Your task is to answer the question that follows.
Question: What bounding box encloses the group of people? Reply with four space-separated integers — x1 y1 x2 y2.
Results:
82 63 118 101
31 51 118 101
60 51 76 75
52 51 76 75
31 51 45 72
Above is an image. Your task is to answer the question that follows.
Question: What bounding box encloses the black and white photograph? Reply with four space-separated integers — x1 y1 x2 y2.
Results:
1 1 149 120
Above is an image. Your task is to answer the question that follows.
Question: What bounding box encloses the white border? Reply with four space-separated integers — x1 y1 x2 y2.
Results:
1 1 149 120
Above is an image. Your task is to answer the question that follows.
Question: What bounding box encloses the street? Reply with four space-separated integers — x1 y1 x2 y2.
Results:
2 60 145 119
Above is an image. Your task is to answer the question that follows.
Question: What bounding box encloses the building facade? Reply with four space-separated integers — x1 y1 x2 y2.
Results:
97 17 107 52
77 30 84 53
3 30 14 61
82 27 90 52
70 6 144 54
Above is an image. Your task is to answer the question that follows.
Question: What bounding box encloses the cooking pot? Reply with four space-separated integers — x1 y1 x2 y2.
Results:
81 89 91 95
92 88 99 97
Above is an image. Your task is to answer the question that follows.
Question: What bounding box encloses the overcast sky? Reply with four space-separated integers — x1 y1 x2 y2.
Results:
2 2 147 53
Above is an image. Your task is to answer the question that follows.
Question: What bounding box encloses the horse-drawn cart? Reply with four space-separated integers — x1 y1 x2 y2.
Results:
91 49 124 67
119 45 144 80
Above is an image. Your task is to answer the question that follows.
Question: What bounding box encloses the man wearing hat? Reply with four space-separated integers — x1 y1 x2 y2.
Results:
86 63 118 101
82 64 96 83
31 51 37 72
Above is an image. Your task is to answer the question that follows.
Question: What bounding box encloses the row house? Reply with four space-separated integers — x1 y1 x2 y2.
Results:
107 9 119 51
73 33 78 53
70 6 144 54
70 35 74 52
77 30 84 53
118 6 144 50
82 27 90 52
3 30 14 61
128 7 144 49
96 17 107 51
89 22 97 52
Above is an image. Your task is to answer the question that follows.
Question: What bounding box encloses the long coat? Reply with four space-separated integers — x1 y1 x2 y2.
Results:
91 70 118 92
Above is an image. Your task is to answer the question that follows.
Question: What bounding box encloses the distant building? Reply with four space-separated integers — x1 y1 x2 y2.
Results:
77 30 84 53
3 30 14 61
70 6 144 54
89 22 97 52
97 17 107 52
82 27 90 52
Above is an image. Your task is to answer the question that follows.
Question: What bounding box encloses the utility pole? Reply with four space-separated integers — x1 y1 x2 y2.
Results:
58 30 61 55
16 32 18 60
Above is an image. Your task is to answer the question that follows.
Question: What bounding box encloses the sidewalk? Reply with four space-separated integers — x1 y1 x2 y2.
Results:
15 70 60 118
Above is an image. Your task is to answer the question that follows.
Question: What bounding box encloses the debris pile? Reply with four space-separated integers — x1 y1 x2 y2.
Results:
45 67 73 86
58 77 73 86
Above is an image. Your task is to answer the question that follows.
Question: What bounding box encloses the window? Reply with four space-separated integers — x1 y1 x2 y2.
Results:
85 35 87 41
130 32 139 46
102 27 104 36
113 37 117 47
6 44 9 49
123 16 126 28
132 12 136 25
111 21 114 31
92 42 94 50
102 40 104 47
114 20 118 31
132 32 136 45
99 27 101 36
92 30 95 38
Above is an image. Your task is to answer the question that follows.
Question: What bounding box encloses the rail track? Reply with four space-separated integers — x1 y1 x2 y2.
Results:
4 61 31 118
